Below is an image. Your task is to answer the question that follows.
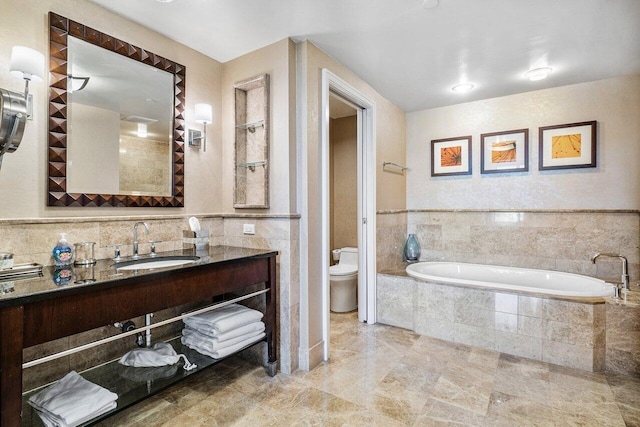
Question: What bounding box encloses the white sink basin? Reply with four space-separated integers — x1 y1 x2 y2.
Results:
112 256 200 271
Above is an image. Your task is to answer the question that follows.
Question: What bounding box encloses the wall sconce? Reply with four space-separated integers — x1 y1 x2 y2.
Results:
0 46 44 171
188 103 212 152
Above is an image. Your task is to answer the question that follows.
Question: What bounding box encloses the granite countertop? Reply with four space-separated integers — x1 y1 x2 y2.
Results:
0 246 277 308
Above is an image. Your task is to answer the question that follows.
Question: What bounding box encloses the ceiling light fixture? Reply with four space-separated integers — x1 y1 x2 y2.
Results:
422 0 439 9
137 123 148 138
451 83 475 93
155 0 174 2
525 67 552 81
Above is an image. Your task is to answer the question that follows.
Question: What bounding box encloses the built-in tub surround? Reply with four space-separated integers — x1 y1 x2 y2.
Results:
408 210 640 282
378 272 607 372
406 262 615 297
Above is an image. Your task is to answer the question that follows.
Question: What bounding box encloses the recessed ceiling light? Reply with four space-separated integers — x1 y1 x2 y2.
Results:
451 83 475 93
155 0 174 2
525 67 552 81
422 0 439 9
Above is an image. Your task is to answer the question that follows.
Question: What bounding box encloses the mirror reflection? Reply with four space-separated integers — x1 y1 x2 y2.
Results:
66 36 174 197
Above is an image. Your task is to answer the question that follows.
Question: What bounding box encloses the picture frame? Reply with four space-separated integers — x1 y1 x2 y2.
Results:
480 128 529 174
539 121 597 170
431 136 472 177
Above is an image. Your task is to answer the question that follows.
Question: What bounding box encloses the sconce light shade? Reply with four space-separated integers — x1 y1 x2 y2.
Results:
10 46 44 82
194 103 213 124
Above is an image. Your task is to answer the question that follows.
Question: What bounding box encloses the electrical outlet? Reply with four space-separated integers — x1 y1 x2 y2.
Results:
243 224 255 235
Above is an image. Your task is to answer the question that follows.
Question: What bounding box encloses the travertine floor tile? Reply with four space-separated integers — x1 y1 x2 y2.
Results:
95 311 637 427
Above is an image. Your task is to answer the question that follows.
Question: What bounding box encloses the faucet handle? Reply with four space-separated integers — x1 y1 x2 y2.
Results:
108 244 123 261
149 240 162 257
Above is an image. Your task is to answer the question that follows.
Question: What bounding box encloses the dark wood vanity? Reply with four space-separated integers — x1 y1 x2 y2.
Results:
0 246 278 426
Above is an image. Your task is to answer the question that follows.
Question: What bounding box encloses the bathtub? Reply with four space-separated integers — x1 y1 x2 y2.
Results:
405 262 615 298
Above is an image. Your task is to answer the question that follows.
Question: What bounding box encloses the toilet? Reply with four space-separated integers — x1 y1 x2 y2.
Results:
329 247 358 312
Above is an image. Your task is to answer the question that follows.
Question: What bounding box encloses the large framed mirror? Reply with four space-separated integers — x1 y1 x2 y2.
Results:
47 12 186 207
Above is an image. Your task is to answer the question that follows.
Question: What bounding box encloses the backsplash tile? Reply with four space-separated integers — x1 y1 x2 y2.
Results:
407 210 640 282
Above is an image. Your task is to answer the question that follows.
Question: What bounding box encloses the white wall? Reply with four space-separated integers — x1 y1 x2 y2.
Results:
406 76 640 210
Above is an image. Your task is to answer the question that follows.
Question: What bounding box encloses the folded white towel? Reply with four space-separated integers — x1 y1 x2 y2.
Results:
119 342 196 371
183 303 263 334
181 327 265 353
182 321 265 342
182 332 266 359
28 371 118 427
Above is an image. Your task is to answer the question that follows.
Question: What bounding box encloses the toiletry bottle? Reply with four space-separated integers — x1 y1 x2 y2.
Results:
52 233 73 266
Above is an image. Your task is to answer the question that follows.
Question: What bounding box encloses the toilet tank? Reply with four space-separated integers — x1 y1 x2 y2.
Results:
338 247 358 266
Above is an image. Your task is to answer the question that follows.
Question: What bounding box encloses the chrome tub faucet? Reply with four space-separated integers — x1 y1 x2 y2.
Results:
591 252 629 292
133 221 150 259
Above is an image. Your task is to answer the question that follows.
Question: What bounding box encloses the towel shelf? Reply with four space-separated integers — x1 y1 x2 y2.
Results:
382 161 409 173
235 120 265 132
22 288 269 369
236 160 267 171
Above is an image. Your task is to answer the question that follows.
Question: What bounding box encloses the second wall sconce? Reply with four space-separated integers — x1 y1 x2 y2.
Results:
189 103 213 152
0 46 44 171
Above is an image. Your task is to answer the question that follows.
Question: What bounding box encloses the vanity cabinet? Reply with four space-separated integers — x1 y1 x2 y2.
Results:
234 74 270 209
0 247 277 426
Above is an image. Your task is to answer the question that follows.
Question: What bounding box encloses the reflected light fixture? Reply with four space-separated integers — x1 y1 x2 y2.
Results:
0 46 44 171
525 67 552 81
189 103 213 152
451 82 475 93
137 123 148 138
68 75 90 93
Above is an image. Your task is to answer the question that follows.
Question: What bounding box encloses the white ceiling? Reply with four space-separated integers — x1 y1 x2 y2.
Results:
90 0 640 112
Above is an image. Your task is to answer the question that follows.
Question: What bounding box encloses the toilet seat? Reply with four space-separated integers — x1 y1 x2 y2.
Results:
329 264 357 276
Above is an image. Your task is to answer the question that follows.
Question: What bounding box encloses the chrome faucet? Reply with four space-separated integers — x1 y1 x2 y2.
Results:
591 253 629 291
132 222 150 259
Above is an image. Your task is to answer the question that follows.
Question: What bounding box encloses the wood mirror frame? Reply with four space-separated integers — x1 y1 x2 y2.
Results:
47 12 186 207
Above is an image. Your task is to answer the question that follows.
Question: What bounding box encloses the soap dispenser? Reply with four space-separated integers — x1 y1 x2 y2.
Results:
52 233 73 266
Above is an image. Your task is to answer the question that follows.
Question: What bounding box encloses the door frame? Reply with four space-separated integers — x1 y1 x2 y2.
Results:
320 69 376 360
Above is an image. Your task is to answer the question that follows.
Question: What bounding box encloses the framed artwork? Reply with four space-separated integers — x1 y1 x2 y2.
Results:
431 136 472 177
539 121 597 170
480 129 529 174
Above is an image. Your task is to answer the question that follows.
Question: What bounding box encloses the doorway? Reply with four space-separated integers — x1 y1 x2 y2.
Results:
320 69 376 361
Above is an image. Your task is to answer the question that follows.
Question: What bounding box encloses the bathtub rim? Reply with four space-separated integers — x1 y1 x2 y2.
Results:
405 261 615 299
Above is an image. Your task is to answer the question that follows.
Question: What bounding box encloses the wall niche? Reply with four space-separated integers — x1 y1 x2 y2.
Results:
234 74 270 209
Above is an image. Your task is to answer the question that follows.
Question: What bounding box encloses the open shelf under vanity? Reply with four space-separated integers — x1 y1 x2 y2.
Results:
21 334 266 426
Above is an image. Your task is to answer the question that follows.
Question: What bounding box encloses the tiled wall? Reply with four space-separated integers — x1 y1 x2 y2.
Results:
0 214 299 390
606 301 640 376
407 210 640 281
378 273 606 372
376 211 407 272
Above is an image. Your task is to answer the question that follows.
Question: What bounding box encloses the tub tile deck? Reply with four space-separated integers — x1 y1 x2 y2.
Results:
96 311 638 427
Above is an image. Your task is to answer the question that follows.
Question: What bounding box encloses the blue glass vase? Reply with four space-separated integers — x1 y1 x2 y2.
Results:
403 234 420 263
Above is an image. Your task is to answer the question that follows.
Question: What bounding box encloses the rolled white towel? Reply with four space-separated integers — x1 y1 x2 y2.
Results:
181 327 265 353
182 321 265 342
182 332 266 359
183 303 263 334
28 371 118 427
